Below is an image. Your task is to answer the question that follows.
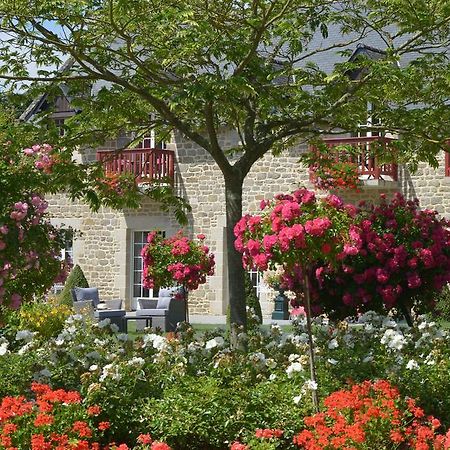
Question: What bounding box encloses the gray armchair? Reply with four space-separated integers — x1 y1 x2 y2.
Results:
136 288 186 332
71 287 125 329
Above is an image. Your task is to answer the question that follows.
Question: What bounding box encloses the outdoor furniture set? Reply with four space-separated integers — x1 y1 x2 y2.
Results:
71 286 185 332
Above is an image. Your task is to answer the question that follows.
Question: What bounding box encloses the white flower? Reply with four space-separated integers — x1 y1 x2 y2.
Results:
269 374 277 381
249 352 266 366
15 330 35 342
293 395 302 404
110 323 119 333
205 336 225 350
286 362 303 378
0 342 9 356
303 379 318 391
381 329 406 351
18 342 34 355
55 336 65 346
328 338 339 349
327 358 338 365
362 355 373 363
143 333 168 351
127 357 145 367
406 359 419 370
117 333 129 342
266 358 277 369
89 364 99 371
288 353 301 362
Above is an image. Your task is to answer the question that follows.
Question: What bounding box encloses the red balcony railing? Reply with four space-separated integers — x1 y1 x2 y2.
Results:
311 136 398 181
97 148 175 184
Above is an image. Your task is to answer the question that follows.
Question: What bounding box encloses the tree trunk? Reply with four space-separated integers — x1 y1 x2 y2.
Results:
225 175 247 331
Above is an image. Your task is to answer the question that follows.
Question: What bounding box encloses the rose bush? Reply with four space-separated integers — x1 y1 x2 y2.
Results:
236 190 450 321
234 188 354 310
0 140 142 311
310 193 450 321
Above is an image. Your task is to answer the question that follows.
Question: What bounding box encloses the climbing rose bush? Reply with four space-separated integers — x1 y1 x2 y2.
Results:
293 380 450 450
142 231 215 291
0 140 142 311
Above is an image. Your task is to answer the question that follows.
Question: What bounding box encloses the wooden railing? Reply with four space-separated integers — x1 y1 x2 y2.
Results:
97 148 175 184
312 136 398 181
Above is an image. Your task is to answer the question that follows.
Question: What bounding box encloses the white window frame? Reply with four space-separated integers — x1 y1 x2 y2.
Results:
130 230 165 310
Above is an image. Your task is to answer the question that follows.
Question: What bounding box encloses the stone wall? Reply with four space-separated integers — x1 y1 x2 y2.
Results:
47 193 179 309
399 151 450 217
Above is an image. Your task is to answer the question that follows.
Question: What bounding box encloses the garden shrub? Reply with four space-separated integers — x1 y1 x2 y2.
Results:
0 352 37 398
58 264 89 306
18 300 73 339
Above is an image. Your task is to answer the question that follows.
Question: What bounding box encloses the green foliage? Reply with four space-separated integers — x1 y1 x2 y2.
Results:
58 264 89 306
144 376 310 450
0 352 37 398
434 284 450 322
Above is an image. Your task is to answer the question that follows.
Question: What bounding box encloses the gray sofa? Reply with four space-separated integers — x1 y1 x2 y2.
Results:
136 287 186 332
71 287 126 330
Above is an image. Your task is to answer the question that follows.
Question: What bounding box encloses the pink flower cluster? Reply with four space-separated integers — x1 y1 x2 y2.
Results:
23 143 56 173
0 190 67 309
235 189 450 318
142 231 215 291
311 193 450 318
234 188 352 278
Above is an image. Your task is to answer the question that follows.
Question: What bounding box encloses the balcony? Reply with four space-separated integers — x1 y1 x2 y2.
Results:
310 136 398 183
96 148 175 184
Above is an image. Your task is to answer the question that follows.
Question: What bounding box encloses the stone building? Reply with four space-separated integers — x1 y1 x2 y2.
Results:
21 54 450 318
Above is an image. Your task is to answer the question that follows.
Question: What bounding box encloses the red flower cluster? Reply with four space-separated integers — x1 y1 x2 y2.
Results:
0 383 115 450
142 231 215 291
310 193 450 318
255 428 283 439
293 380 450 449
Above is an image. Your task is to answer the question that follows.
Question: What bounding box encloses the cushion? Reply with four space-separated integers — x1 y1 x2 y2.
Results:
156 296 171 310
158 288 173 298
73 287 100 307
104 299 122 310
138 298 158 309
136 309 168 317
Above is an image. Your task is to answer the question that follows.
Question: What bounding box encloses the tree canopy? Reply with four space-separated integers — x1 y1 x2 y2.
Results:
0 0 449 326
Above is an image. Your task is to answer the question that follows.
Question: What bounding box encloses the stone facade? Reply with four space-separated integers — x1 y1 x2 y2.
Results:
46 132 450 317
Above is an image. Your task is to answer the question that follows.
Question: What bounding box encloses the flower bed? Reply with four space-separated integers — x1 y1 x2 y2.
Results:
2 311 450 449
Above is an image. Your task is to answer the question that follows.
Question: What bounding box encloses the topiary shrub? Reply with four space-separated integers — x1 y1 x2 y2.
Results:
57 264 89 306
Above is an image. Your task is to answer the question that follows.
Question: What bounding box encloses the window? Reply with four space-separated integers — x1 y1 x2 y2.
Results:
248 269 263 299
54 118 66 136
131 231 165 309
